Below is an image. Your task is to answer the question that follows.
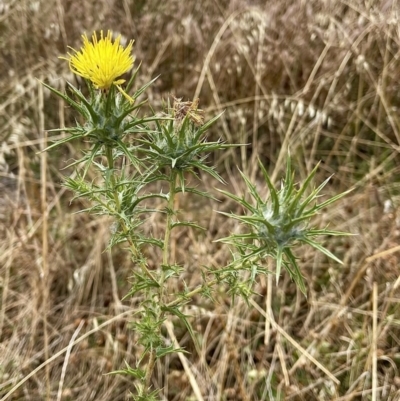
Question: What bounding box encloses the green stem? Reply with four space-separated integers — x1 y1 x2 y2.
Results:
144 169 177 391
105 146 157 283
165 256 259 308
161 169 177 298
166 279 217 308
105 146 160 396
105 146 120 210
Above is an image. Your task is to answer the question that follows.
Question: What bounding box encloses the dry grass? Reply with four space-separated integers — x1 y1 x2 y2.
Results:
1 0 400 400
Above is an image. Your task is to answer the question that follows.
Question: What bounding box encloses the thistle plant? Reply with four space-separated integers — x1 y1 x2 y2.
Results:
43 30 351 400
218 158 351 295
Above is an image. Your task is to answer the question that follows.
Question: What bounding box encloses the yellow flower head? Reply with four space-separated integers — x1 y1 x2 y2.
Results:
62 30 135 101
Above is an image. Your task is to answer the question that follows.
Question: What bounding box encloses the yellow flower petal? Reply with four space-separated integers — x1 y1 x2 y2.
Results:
62 30 135 91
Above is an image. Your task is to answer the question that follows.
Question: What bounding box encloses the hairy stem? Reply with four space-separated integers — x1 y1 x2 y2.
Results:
144 169 178 391
105 146 120 209
161 169 177 298
105 146 157 283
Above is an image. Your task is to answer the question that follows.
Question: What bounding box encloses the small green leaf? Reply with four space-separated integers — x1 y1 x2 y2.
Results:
258 160 280 217
192 161 225 184
287 161 320 213
107 361 145 380
302 237 343 264
195 111 224 139
156 344 188 358
171 221 206 231
217 189 257 213
162 306 200 354
313 188 354 211
284 248 307 295
239 169 263 205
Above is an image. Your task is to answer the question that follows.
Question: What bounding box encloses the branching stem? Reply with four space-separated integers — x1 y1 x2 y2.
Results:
105 146 157 283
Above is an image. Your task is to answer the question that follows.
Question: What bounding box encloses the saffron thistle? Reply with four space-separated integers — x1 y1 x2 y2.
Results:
62 30 135 102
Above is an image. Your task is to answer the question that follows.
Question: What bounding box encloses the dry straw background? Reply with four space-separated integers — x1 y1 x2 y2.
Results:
1 0 400 400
